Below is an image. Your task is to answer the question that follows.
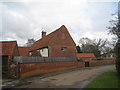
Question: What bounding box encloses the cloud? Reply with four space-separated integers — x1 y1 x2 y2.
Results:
2 3 38 45
1 1 117 46
83 31 113 41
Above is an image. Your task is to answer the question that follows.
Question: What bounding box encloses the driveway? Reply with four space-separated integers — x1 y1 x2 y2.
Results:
16 65 116 88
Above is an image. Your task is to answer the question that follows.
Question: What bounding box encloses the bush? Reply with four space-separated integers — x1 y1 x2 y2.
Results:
96 58 104 60
76 57 84 62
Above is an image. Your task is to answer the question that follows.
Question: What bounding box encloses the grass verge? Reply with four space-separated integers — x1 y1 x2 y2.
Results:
86 71 118 88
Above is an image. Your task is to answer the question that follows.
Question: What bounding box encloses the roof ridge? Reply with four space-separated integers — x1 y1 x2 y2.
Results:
31 27 60 45
48 28 61 45
30 25 68 51
0 41 17 43
0 41 17 42
34 25 66 42
37 28 60 41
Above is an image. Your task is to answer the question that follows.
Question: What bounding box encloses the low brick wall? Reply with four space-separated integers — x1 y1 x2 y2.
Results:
17 59 115 78
19 61 85 78
89 60 115 67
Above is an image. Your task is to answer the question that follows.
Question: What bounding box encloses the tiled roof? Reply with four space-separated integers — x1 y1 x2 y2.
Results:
18 47 30 56
0 41 17 56
30 25 66 51
76 53 96 58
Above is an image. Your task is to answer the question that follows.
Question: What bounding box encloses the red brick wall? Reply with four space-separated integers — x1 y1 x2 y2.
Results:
9 44 19 65
19 61 85 78
78 62 85 68
50 46 76 57
13 44 20 56
18 60 115 78
49 26 76 57
8 44 19 77
90 60 115 67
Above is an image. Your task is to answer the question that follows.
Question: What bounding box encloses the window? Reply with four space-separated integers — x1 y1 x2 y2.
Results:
29 52 32 56
61 47 67 52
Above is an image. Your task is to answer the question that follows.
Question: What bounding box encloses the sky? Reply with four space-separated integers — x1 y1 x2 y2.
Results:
0 0 119 46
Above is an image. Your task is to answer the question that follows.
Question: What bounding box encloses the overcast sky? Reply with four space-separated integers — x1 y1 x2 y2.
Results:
0 0 118 46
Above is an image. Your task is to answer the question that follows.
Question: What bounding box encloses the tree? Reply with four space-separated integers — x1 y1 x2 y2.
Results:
79 37 93 45
79 38 95 53
107 2 120 80
25 38 36 47
108 16 120 38
79 38 108 58
92 38 108 56
76 45 82 53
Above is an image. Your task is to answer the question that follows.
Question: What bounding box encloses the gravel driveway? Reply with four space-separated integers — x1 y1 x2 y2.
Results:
16 65 116 88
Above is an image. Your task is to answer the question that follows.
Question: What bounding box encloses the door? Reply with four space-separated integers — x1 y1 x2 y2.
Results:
85 62 89 67
2 56 8 78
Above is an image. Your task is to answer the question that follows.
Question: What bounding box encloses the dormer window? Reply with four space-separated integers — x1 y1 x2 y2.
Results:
61 47 67 52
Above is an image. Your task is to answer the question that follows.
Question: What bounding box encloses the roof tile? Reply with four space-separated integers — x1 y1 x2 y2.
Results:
0 41 17 56
76 53 96 58
18 47 30 56
30 25 65 51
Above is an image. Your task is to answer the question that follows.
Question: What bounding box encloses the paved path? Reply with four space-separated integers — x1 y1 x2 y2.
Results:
16 65 116 88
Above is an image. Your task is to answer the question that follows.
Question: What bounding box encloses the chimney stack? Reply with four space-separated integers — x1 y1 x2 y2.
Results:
42 31 46 38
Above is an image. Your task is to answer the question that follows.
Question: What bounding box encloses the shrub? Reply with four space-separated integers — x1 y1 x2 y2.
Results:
76 57 84 62
96 58 104 60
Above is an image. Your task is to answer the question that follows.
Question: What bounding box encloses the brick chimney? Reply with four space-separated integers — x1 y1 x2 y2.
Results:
42 31 46 38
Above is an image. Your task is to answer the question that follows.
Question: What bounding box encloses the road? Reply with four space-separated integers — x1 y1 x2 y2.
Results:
16 65 116 88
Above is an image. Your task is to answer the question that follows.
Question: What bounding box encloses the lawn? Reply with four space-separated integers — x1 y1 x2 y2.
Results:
86 71 118 88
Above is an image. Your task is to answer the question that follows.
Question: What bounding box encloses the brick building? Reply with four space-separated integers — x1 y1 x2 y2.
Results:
18 47 30 56
29 25 76 57
0 41 19 78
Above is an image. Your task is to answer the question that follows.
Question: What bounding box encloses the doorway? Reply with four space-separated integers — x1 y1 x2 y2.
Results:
85 62 89 67
2 56 8 78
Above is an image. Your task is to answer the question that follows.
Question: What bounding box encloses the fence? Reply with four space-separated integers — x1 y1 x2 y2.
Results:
14 56 77 63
